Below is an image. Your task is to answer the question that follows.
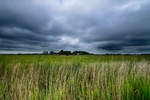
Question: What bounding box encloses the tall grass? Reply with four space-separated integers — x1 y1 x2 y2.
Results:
0 55 150 100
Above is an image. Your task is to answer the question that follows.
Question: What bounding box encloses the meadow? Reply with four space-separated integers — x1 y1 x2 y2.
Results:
0 55 150 100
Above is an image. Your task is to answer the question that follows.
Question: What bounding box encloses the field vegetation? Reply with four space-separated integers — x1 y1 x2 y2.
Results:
0 55 150 100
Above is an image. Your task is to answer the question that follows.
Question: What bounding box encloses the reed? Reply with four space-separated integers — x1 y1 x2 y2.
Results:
0 55 150 100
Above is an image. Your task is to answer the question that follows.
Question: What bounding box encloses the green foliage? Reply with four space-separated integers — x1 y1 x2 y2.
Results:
0 55 150 100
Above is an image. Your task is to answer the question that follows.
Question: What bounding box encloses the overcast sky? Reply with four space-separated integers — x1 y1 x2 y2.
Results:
0 0 150 54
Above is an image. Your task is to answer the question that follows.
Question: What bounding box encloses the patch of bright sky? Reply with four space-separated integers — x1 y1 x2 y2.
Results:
117 0 148 12
60 36 79 45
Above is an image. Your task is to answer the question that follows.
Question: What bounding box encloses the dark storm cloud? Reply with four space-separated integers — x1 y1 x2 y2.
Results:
97 38 150 51
98 44 123 51
0 0 150 53
0 0 51 31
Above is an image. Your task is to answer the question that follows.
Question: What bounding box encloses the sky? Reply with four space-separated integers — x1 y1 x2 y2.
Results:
0 0 150 54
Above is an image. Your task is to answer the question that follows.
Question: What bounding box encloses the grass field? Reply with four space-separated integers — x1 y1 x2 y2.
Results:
0 55 150 100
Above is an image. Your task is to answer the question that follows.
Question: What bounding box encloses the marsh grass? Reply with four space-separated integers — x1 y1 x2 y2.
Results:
0 55 150 100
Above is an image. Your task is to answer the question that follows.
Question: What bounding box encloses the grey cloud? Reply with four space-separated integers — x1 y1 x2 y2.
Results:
0 0 150 53
0 1 50 32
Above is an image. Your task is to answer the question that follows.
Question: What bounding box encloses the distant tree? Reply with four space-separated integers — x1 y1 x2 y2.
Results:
43 51 49 55
64 51 71 55
59 50 64 54
44 50 92 55
72 51 90 55
50 51 56 55
58 50 72 55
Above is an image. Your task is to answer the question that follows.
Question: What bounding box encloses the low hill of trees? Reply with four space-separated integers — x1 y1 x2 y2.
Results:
43 50 92 55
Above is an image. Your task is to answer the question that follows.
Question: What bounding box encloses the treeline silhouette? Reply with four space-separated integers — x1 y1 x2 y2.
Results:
43 50 92 55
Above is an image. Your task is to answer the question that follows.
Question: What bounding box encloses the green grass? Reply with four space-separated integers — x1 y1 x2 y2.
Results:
0 55 150 100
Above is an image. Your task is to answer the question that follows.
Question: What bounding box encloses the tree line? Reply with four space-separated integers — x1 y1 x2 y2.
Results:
43 50 92 55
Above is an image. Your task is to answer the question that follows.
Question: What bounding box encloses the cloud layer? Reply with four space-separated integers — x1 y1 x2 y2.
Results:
0 0 150 53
